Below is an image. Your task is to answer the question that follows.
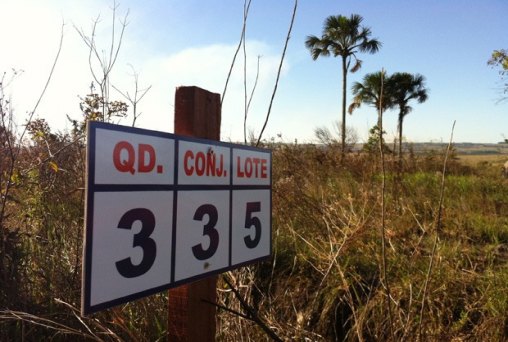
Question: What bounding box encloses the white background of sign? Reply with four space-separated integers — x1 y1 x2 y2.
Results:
174 190 230 281
91 191 173 306
231 190 271 265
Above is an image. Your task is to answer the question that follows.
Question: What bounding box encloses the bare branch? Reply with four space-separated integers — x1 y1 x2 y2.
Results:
112 65 152 126
247 55 261 115
418 120 456 340
222 0 252 107
75 17 102 88
256 0 297 146
244 54 261 143
19 21 65 146
378 68 394 338
108 6 129 80
243 0 248 143
223 275 283 341
75 3 129 121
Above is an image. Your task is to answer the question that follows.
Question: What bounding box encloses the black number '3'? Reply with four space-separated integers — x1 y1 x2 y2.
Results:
116 208 157 278
192 204 219 260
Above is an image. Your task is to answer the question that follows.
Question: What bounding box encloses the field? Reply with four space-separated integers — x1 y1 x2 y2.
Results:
222 143 508 341
419 142 508 167
1 138 508 341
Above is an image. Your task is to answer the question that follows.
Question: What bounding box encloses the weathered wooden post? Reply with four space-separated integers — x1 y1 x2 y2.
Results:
168 86 220 341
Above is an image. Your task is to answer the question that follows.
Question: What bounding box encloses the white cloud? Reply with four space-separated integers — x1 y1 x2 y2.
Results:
0 0 111 130
1 0 291 143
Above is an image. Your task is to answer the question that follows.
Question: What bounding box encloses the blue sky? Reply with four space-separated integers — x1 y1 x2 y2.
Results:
1 0 507 143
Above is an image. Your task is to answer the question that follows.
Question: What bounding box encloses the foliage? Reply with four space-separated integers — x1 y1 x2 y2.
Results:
488 49 508 77
362 125 392 154
488 49 508 101
68 92 128 135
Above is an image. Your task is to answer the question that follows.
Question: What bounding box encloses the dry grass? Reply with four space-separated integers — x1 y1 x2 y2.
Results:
215 143 508 341
1 141 508 341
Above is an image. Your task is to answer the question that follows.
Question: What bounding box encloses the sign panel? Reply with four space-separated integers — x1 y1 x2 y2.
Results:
82 122 272 315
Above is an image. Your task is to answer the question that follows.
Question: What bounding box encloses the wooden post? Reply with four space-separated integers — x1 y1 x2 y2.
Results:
168 86 220 342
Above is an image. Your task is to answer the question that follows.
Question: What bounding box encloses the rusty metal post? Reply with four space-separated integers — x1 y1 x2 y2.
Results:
168 86 220 342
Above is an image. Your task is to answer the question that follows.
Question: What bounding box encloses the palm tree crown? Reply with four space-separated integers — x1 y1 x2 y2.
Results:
349 71 392 121
305 14 381 65
305 14 381 155
390 73 428 120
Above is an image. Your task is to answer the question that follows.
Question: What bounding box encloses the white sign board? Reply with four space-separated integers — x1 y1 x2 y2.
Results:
82 122 271 315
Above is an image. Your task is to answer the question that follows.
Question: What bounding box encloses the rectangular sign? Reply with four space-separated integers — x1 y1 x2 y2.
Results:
82 121 272 315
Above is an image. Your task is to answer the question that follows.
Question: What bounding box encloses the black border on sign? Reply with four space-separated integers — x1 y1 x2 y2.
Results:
81 121 272 315
228 147 233 267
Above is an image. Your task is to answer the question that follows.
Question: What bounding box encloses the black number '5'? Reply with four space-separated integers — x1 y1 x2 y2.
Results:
192 204 219 260
116 208 156 278
244 202 261 248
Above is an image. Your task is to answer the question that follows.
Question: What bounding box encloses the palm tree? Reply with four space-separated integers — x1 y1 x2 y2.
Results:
390 72 428 159
349 70 393 153
305 14 381 156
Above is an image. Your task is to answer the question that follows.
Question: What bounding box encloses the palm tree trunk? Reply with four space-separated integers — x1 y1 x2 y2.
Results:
341 57 347 159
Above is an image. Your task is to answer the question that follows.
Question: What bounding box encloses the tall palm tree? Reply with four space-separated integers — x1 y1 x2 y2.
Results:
305 14 381 156
390 72 428 159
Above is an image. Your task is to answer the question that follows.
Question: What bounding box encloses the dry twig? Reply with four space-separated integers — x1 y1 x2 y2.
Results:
418 120 456 340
